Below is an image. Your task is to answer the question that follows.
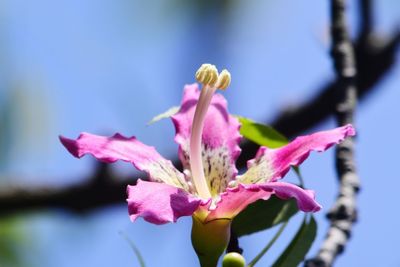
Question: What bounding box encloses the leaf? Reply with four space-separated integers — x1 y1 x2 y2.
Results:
147 106 180 125
237 116 288 148
232 196 298 237
271 215 317 267
0 218 25 267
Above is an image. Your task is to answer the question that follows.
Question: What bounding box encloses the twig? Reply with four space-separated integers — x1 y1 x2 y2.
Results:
235 26 400 168
304 0 360 266
266 0 399 140
226 229 243 254
0 164 133 215
359 0 373 43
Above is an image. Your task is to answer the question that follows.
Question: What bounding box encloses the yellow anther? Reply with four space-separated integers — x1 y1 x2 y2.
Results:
196 64 218 86
216 69 231 90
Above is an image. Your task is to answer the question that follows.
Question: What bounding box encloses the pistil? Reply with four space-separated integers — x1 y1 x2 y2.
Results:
189 64 231 199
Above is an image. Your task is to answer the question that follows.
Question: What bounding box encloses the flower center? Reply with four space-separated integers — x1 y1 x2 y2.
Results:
189 64 231 199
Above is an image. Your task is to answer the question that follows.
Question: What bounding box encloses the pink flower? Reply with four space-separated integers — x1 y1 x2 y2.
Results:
60 64 355 266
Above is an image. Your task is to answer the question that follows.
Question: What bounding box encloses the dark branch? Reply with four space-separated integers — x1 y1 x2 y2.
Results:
0 164 132 215
305 0 360 266
268 27 400 140
359 0 373 42
235 25 400 168
226 229 243 254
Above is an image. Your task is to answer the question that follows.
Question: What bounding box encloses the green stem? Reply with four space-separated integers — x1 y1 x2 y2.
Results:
119 231 146 267
246 220 289 267
292 166 305 188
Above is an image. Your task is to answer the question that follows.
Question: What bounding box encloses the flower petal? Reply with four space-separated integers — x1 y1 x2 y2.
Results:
260 182 321 212
237 124 355 184
171 84 242 195
205 182 321 222
127 180 203 225
60 133 188 190
205 184 273 222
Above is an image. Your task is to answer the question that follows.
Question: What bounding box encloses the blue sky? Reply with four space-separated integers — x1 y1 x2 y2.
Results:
1 0 400 266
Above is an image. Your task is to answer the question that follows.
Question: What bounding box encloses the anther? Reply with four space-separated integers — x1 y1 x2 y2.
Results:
196 64 218 86
216 69 231 90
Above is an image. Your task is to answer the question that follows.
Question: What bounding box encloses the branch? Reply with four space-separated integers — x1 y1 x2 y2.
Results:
0 164 131 215
267 5 400 140
226 229 243 254
235 24 400 167
305 0 360 266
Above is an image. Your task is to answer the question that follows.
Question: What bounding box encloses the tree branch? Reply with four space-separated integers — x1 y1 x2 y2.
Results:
304 0 360 266
267 0 399 140
235 24 400 168
0 164 131 215
226 229 243 254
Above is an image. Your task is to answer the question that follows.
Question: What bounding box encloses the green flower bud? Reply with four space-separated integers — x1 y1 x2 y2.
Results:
222 252 246 267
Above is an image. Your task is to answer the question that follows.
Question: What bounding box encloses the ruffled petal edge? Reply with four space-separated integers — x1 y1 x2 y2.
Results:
127 180 204 225
60 133 188 189
205 182 321 222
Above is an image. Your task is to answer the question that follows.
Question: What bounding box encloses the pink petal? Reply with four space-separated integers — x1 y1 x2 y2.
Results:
237 125 355 184
127 180 203 225
260 182 321 212
205 182 321 222
59 133 188 190
205 184 273 222
171 84 242 195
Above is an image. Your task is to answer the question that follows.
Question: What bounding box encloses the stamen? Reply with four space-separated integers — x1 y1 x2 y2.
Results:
195 64 218 86
216 69 231 90
189 64 231 199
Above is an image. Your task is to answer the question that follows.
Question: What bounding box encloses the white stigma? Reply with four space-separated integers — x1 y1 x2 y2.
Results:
189 64 231 199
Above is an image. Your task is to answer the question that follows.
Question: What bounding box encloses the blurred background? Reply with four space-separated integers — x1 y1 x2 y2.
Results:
0 0 399 266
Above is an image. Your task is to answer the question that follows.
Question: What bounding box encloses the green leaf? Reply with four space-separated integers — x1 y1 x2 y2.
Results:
232 196 298 237
0 218 25 267
271 215 317 267
237 116 288 148
147 106 180 125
